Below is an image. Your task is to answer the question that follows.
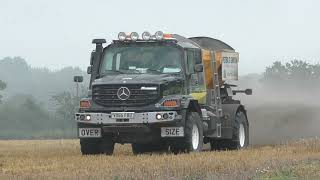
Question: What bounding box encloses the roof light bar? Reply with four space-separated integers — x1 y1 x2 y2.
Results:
118 32 126 41
142 31 151 40
155 31 164 40
117 31 174 41
130 32 139 41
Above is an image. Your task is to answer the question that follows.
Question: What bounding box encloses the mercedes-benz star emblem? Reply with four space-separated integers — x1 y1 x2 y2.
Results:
117 87 130 100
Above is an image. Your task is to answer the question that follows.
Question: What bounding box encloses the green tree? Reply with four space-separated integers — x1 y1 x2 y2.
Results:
285 60 312 81
264 60 320 81
311 63 320 79
0 95 51 137
0 80 6 103
50 84 87 127
51 92 79 126
264 61 288 82
0 80 6 90
0 56 88 104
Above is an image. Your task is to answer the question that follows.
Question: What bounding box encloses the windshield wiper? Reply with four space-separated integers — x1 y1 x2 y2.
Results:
147 69 161 74
98 70 124 78
126 69 141 74
105 70 124 74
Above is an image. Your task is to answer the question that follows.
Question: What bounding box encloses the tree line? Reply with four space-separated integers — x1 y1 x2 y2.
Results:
0 80 6 103
0 57 88 139
262 60 320 88
0 57 319 139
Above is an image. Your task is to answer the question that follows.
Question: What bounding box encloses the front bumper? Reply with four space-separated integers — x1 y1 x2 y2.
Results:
75 111 182 125
76 111 184 143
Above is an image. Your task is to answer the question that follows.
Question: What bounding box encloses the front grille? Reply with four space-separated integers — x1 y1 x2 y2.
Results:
92 84 160 107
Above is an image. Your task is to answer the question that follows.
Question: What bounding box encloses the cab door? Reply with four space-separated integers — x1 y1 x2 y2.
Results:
186 49 206 104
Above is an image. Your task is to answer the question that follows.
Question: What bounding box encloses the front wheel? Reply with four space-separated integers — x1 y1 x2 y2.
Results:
171 112 203 154
80 138 102 155
132 142 168 155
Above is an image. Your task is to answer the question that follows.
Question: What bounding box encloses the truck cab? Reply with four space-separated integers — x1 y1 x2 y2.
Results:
75 31 251 155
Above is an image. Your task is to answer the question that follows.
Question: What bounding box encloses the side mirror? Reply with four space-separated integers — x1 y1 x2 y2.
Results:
74 76 83 83
194 64 203 72
87 66 92 74
232 88 252 95
245 89 252 95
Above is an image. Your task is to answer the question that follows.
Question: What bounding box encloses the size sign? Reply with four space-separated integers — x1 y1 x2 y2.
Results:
161 127 184 137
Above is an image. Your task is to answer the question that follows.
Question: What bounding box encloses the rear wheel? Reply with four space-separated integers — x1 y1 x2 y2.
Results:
229 110 249 149
210 110 249 150
171 112 203 154
132 142 168 155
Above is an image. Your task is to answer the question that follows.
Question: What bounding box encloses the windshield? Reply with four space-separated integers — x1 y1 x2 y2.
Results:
100 44 182 75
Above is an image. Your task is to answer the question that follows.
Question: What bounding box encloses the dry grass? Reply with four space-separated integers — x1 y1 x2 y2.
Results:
259 160 320 179
0 139 319 180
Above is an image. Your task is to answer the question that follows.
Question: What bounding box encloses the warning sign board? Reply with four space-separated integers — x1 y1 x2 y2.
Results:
221 52 239 81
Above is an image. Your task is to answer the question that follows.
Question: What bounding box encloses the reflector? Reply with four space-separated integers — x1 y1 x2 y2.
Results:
162 100 178 107
163 34 173 39
80 100 91 108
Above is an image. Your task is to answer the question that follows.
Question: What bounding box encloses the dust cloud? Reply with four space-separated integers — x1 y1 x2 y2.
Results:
236 79 320 145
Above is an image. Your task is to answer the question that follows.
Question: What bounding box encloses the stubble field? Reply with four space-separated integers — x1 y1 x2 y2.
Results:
1 91 320 179
0 139 319 179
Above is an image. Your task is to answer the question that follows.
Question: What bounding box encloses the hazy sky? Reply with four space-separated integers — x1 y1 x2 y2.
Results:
1 0 319 74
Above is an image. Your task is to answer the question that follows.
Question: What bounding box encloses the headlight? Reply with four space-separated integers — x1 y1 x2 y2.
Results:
162 113 169 119
85 115 91 121
118 32 126 41
130 32 139 41
156 114 162 120
155 31 164 40
142 31 151 40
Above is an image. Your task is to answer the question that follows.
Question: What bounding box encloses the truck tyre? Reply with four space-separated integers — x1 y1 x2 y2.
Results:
100 137 115 155
132 142 168 155
80 138 102 155
210 110 249 150
171 112 203 154
80 137 114 155
231 110 249 149
210 139 227 151
132 144 150 154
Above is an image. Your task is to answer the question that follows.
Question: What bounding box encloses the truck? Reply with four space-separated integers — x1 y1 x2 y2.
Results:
75 31 252 155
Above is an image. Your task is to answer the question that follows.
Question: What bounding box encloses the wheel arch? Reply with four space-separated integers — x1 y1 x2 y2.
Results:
220 103 248 138
236 105 249 126
186 99 202 117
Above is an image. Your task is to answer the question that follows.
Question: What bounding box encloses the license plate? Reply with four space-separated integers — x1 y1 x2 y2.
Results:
111 112 134 119
78 128 101 138
161 127 184 137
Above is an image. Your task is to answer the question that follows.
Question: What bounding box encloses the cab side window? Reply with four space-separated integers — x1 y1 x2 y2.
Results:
187 50 195 74
187 49 205 93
